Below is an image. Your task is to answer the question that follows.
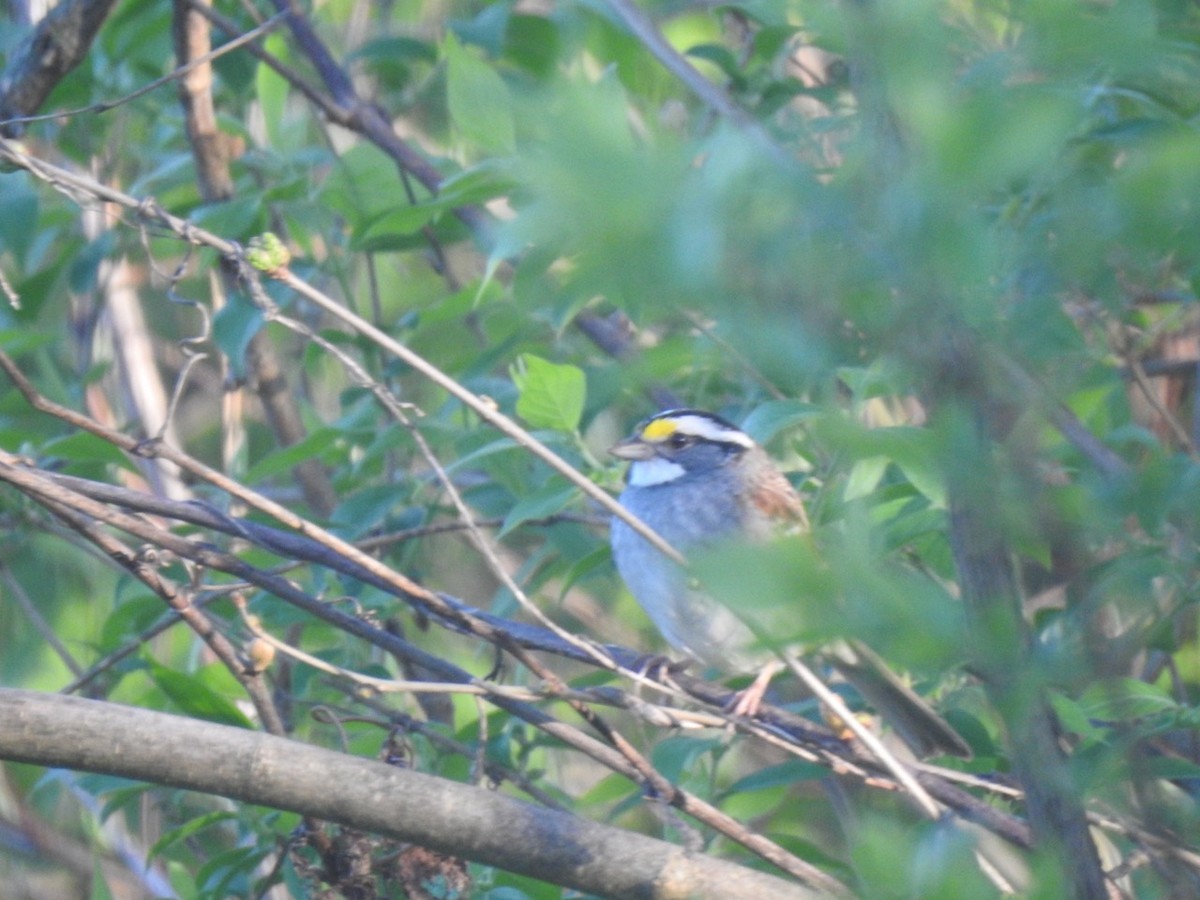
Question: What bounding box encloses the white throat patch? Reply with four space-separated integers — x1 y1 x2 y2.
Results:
627 457 687 486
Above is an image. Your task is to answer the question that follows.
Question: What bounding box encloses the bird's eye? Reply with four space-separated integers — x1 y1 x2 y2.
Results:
667 433 691 449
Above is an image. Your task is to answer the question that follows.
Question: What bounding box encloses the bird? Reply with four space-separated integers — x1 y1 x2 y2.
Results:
609 407 971 758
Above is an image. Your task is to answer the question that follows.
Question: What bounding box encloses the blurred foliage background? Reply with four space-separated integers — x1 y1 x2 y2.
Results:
2 0 1200 896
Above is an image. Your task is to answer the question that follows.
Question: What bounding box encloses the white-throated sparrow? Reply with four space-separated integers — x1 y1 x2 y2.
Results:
610 408 970 758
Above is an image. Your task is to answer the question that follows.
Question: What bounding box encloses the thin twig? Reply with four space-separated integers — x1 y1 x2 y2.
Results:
0 264 20 309
1127 356 1199 458
265 265 686 566
2 468 284 734
0 13 287 130
601 0 794 168
991 350 1132 478
238 605 540 701
785 653 941 820
0 138 683 567
0 563 85 678
242 279 624 674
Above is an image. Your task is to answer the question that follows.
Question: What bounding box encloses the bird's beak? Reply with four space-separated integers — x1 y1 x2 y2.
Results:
608 437 657 461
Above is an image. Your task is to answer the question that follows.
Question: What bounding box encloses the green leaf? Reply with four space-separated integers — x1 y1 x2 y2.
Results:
91 855 115 900
844 456 888 502
504 14 561 78
100 594 166 651
98 782 153 823
351 35 438 67
511 354 585 432
725 759 828 794
190 198 264 243
330 484 406 538
741 399 819 445
43 431 138 473
752 24 803 61
0 328 59 354
1141 756 1200 780
321 144 415 227
445 32 516 154
650 735 723 784
146 660 253 729
499 478 577 537
480 887 537 900
255 34 291 150
685 44 745 88
822 421 947 507
148 811 238 863
196 845 265 897
1077 679 1177 721
437 158 519 207
1048 692 1108 745
0 180 39 261
577 771 637 808
212 293 264 380
882 430 947 507
556 544 612 598
357 204 442 245
244 428 341 483
69 232 116 293
443 436 521 474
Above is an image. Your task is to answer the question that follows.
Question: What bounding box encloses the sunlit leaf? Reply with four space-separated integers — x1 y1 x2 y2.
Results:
511 354 586 432
445 32 516 154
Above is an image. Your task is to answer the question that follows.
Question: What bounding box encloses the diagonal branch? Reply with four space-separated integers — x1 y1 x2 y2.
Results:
0 140 682 565
185 0 494 241
0 454 841 887
600 0 793 167
7 474 284 734
13 460 1035 852
0 0 119 135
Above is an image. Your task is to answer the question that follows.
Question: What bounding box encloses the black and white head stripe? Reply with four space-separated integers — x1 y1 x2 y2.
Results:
638 409 755 448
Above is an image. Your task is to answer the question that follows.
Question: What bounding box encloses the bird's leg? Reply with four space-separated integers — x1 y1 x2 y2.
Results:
726 658 786 718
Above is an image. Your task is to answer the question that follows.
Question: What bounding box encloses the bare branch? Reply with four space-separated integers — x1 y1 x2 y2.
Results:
169 0 337 518
13 462 1035 852
0 0 119 135
0 11 285 131
0 140 683 565
601 0 794 167
0 463 285 734
0 689 817 900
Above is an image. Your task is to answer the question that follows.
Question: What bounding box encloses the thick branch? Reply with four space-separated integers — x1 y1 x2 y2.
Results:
5 463 1033 852
171 0 337 519
171 0 233 200
256 0 493 241
0 689 814 900
0 0 118 135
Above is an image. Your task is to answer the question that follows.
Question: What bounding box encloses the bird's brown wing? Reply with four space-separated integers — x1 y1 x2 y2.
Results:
748 458 810 530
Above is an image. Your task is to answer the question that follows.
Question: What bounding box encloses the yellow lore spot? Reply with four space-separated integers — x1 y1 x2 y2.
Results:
640 418 679 442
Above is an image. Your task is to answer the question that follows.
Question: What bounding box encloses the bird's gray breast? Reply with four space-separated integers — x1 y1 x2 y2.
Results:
612 469 760 671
